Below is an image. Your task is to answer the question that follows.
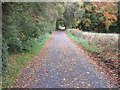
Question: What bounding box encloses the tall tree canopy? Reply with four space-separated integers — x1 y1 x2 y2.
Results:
2 2 65 71
81 2 118 33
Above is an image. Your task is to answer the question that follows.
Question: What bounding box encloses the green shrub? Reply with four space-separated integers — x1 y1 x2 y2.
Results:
2 33 51 88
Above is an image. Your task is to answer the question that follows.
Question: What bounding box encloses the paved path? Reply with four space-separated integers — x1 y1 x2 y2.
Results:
14 31 115 88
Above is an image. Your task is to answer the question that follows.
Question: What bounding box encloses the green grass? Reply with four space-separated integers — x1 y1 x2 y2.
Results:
66 30 102 54
2 33 52 88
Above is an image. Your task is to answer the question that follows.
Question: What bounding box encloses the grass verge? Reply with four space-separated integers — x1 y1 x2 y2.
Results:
66 30 102 54
66 30 119 87
2 33 52 88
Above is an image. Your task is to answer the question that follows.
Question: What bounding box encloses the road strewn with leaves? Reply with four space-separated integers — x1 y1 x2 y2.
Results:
13 31 116 88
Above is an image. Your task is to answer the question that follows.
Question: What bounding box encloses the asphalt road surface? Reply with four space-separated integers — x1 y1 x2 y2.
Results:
14 31 116 88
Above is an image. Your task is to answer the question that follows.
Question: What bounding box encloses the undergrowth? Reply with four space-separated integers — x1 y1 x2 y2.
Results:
2 33 52 88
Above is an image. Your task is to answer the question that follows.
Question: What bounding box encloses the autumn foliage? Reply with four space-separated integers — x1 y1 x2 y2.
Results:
81 2 118 33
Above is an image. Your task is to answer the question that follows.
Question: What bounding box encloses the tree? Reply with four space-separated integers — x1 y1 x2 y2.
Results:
2 2 65 72
63 2 84 28
81 2 118 33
